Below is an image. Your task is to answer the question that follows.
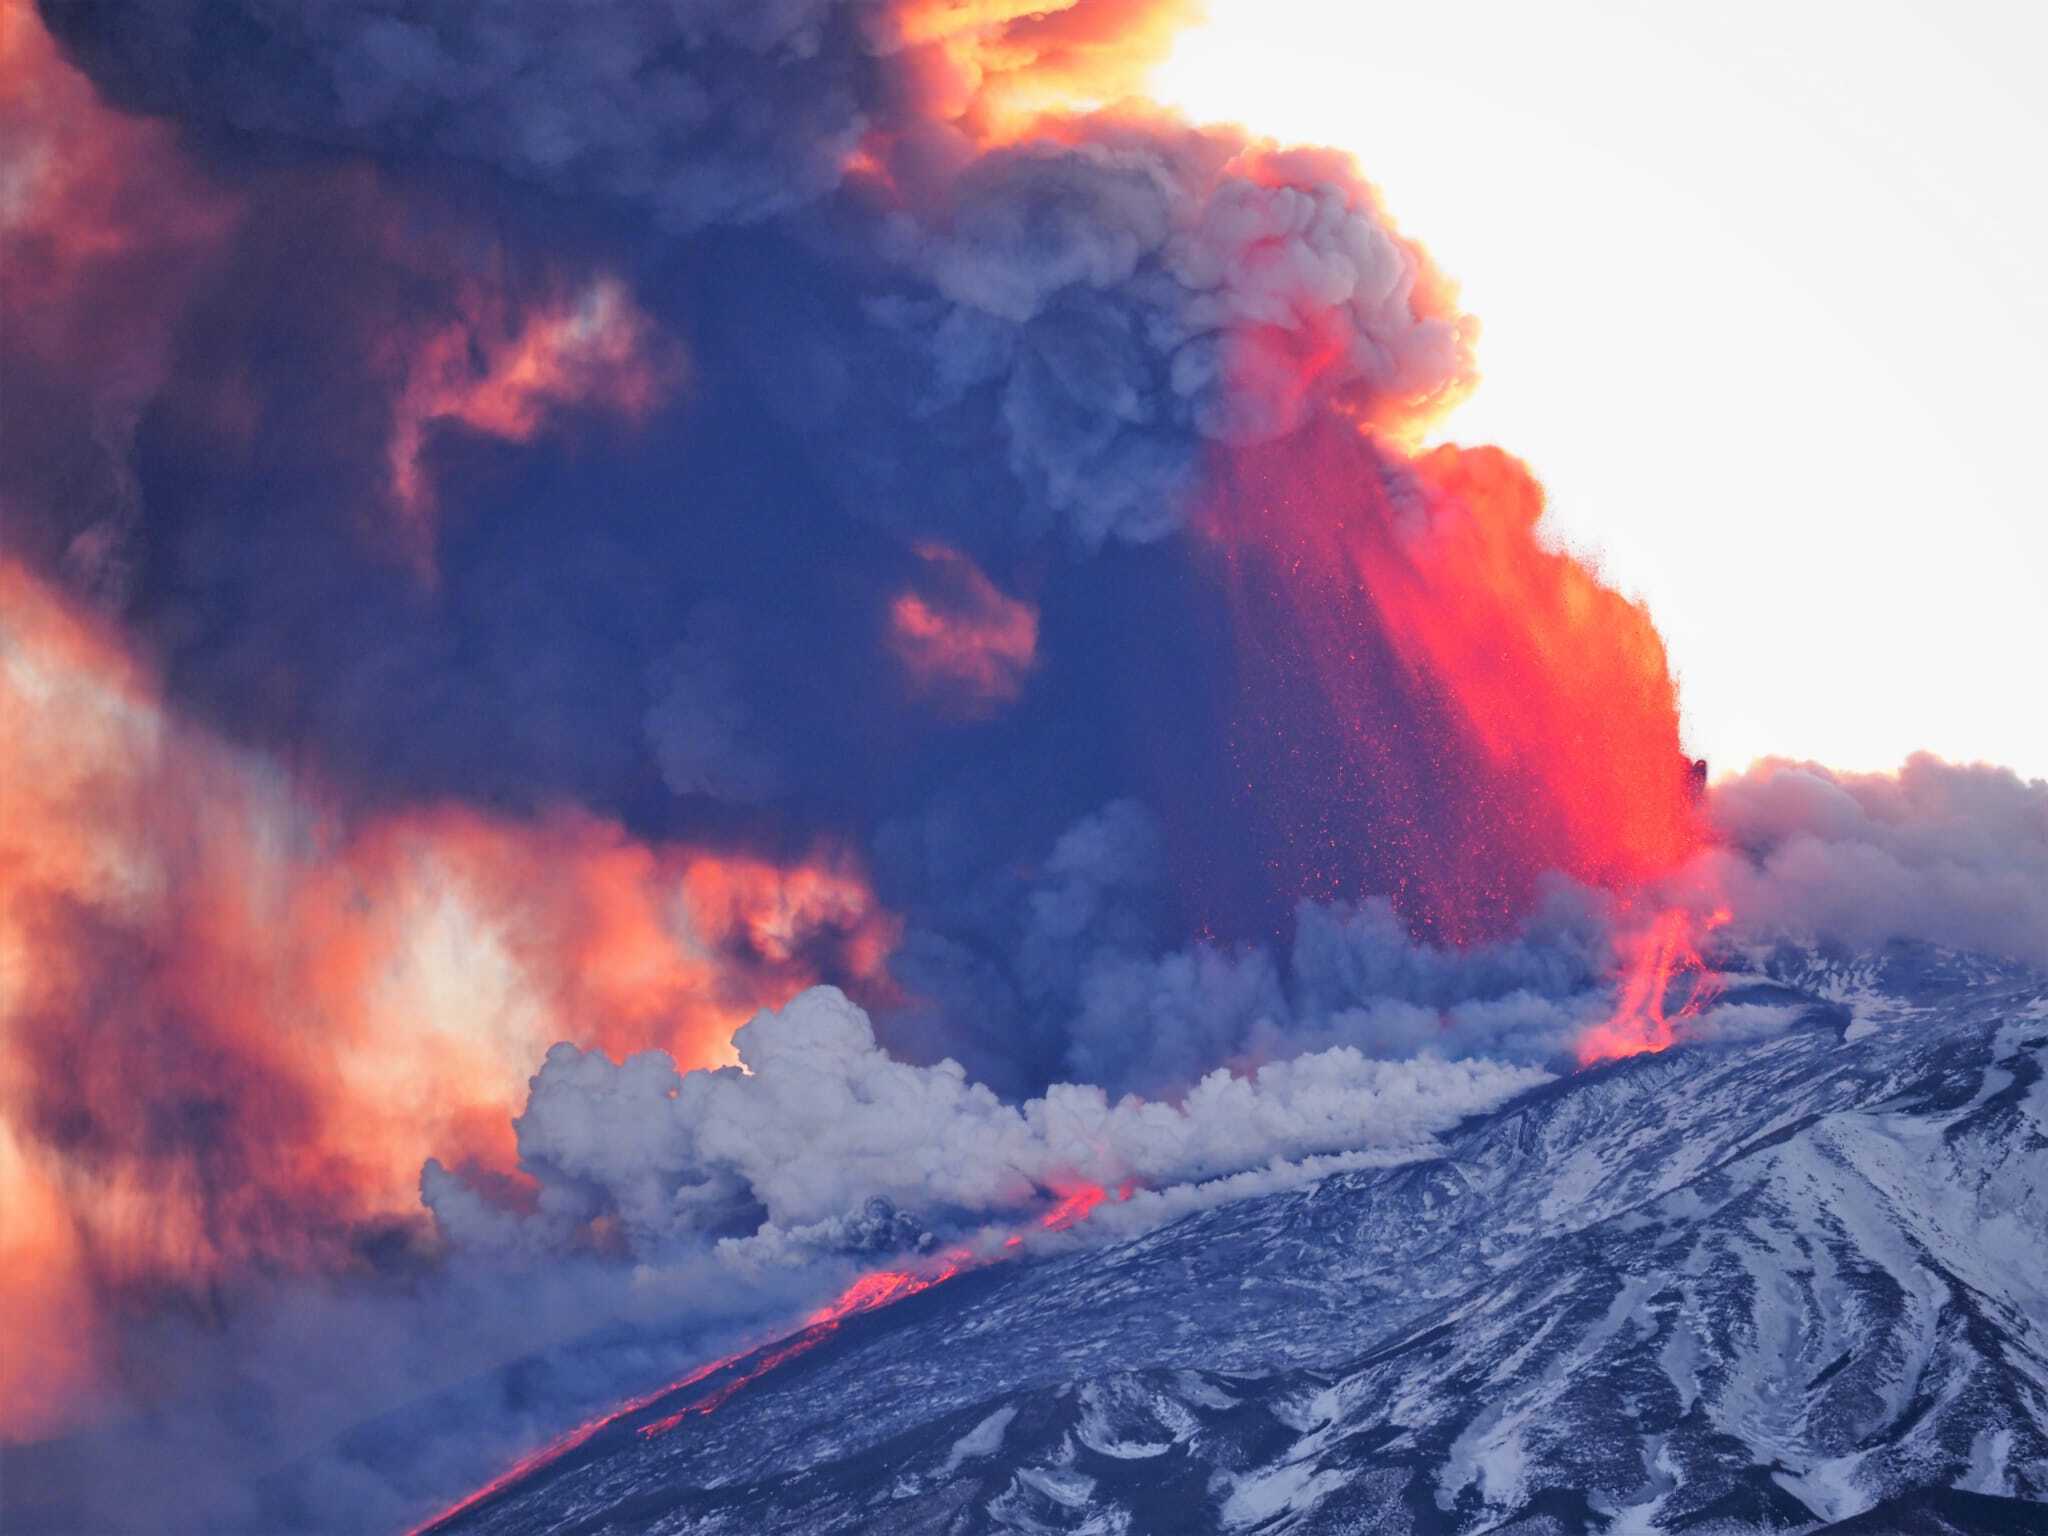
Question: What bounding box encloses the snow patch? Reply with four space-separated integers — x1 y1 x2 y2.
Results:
1220 1456 1348 1528
1962 1426 2015 1495
941 1404 1017 1474
1773 1452 1868 1525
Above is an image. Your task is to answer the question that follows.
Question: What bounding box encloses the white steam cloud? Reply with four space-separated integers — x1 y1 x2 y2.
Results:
1700 754 2048 968
426 985 1551 1257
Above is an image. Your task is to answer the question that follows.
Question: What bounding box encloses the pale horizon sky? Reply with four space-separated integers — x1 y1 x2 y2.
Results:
1151 1 2048 783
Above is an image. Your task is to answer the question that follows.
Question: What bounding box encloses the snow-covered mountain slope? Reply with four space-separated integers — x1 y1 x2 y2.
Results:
435 945 2048 1535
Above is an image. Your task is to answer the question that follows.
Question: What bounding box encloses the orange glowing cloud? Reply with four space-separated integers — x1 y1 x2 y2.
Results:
888 542 1039 716
3 3 679 595
0 0 241 593
0 0 238 357
387 276 673 576
0 560 893 1438
876 0 1199 145
1218 142 1477 445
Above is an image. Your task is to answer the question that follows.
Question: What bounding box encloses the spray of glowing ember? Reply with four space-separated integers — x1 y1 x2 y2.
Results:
1202 418 1711 945
1198 407 1734 1067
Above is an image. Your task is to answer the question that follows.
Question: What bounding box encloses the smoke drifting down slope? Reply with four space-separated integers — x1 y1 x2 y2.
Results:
4 0 2046 1529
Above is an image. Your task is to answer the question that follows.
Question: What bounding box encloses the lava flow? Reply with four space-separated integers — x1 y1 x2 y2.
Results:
402 1368 696 1536
636 1250 976 1440
632 1196 1124 1442
404 1254 970 1534
1576 906 1732 1066
402 1188 1152 1535
406 1179 1134 1531
1040 1180 1135 1233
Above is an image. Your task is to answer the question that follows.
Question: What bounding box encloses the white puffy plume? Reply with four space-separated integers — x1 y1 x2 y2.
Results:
429 985 1550 1254
1700 754 2048 967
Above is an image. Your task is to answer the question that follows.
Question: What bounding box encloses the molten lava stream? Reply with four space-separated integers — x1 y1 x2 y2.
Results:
637 1253 973 1440
1038 1182 1108 1232
403 1254 977 1534
406 1183 1133 1531
1577 906 1731 1066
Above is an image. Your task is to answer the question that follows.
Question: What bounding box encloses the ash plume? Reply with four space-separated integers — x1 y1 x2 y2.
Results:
5 0 2043 1530
1700 755 2048 968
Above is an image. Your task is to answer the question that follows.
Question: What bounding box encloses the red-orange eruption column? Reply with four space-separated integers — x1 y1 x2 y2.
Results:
1373 445 1705 892
1202 417 1710 942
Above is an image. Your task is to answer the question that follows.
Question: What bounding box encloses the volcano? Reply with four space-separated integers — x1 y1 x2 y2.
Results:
374 942 2048 1535
8 1 2046 1528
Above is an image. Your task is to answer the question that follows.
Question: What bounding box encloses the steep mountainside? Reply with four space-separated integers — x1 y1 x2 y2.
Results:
435 945 2048 1535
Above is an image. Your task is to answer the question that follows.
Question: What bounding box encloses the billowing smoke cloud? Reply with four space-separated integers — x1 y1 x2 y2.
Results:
642 604 789 803
426 984 1552 1259
37 0 1198 233
0 557 892 1444
1698 754 2048 968
7 0 2042 1530
40 0 1473 551
887 542 1038 714
856 128 1474 546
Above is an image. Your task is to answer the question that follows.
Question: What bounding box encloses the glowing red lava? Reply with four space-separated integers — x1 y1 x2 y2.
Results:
1576 906 1732 1066
406 1178 1144 1531
1195 412 1737 1064
807 1251 974 1327
1039 1184 1108 1231
1038 1180 1135 1233
401 1366 702 1536
635 1335 823 1440
636 1250 985 1438
405 1251 980 1533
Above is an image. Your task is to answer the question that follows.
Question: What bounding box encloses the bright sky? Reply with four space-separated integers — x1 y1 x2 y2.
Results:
1151 0 2048 781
